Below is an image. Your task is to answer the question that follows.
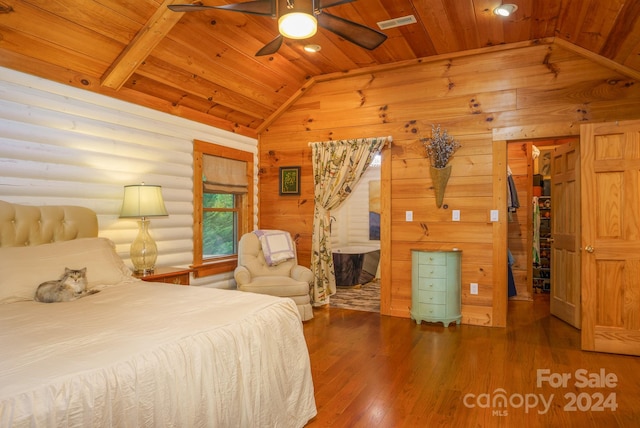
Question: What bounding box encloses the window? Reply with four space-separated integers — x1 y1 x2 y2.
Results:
203 193 239 257
192 140 253 277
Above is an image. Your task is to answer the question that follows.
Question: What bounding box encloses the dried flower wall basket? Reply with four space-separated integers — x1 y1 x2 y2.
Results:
430 165 452 208
421 125 461 208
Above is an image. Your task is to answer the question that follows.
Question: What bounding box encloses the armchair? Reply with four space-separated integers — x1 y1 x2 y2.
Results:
234 231 313 321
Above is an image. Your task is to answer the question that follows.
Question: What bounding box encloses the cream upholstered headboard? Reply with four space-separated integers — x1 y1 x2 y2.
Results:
0 200 98 247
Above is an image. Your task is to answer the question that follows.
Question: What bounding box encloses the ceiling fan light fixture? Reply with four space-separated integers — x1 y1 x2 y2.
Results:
279 12 317 39
494 4 518 17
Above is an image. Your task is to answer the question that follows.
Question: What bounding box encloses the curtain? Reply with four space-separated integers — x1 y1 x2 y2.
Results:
309 136 389 306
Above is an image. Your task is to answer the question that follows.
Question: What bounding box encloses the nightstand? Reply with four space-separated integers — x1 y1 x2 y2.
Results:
134 266 193 285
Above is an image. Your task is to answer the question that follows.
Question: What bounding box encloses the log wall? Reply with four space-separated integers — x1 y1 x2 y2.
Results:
0 66 257 289
258 40 640 326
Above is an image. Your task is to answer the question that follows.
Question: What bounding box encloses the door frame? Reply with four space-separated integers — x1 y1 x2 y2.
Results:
492 129 581 327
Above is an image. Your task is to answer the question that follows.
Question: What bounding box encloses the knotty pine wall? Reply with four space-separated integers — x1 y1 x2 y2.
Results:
258 39 640 326
0 67 258 288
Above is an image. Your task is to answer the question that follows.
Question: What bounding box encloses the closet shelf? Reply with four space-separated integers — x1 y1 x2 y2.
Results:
534 194 551 293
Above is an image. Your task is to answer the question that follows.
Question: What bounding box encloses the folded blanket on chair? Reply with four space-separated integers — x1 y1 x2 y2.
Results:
253 230 295 266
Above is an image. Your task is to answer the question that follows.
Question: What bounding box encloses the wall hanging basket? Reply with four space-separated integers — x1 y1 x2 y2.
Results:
430 165 452 208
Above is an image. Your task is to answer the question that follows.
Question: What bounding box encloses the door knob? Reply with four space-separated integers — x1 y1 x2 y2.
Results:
585 245 594 253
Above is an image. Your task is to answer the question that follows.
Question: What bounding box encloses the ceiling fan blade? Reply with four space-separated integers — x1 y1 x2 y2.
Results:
256 34 284 56
317 11 387 50
318 0 356 9
168 1 274 16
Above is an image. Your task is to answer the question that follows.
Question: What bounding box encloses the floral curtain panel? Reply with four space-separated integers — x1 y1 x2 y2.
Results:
309 137 389 306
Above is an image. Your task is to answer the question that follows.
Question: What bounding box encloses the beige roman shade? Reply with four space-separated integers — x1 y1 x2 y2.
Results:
202 154 248 194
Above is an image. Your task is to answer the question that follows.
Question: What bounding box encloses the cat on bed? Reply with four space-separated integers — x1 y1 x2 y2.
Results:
34 267 99 303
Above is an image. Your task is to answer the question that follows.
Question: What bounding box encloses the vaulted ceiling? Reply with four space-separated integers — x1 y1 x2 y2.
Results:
1 0 640 138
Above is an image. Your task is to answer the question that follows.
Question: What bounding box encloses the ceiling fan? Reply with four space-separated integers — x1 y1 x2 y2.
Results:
168 0 387 56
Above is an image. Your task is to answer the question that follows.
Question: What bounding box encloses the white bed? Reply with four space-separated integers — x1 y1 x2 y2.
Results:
0 201 317 427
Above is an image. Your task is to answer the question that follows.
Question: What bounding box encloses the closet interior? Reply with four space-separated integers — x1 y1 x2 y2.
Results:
507 138 576 301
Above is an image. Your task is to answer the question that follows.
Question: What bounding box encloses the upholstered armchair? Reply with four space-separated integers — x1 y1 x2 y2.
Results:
234 230 314 321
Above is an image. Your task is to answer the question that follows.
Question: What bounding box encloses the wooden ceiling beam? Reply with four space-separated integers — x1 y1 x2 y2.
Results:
101 0 185 90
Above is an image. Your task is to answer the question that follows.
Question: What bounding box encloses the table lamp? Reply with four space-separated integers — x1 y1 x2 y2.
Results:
119 183 168 274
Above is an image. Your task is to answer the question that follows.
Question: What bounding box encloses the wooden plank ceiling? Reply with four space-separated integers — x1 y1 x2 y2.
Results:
1 0 639 138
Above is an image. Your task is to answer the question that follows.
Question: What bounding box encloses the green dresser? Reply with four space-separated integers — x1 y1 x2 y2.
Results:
410 250 462 326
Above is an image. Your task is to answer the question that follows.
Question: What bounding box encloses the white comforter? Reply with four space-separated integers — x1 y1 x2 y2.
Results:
0 281 316 427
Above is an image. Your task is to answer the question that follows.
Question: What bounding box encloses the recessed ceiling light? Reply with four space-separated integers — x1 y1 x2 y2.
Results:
304 44 321 53
494 4 518 17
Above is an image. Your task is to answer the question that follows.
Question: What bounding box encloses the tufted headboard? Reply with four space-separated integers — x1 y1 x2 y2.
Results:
0 200 98 247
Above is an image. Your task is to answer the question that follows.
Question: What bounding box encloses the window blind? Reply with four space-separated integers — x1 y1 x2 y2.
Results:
202 154 248 194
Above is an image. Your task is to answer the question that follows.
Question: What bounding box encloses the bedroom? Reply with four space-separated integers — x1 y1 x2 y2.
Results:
2 0 640 425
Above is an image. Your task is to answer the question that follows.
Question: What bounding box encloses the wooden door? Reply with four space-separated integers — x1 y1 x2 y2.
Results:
581 120 640 355
549 141 581 328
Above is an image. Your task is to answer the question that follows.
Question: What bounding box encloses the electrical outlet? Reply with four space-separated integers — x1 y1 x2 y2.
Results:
470 283 479 295
406 210 413 222
490 210 499 222
452 210 460 221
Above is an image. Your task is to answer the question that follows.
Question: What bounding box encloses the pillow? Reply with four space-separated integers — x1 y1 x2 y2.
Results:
254 230 295 266
0 237 132 303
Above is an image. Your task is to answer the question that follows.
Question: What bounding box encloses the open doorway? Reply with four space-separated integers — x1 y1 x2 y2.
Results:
328 155 381 313
506 137 579 325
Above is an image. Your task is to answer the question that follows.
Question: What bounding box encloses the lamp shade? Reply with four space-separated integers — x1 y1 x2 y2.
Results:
120 184 168 218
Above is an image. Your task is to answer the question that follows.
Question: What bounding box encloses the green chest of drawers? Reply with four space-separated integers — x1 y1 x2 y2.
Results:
410 250 462 326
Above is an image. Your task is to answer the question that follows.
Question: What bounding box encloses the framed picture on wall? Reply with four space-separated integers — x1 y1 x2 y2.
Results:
279 166 301 195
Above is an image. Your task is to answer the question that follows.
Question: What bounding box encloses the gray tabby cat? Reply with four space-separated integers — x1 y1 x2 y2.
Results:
34 267 99 303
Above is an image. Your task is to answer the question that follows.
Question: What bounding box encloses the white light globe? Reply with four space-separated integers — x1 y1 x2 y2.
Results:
279 12 317 39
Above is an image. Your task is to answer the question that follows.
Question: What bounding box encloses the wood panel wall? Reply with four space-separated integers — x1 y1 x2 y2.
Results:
258 40 640 326
0 66 258 288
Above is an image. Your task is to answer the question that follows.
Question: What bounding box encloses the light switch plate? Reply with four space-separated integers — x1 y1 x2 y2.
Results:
406 210 413 222
452 210 460 221
490 210 499 222
470 283 479 295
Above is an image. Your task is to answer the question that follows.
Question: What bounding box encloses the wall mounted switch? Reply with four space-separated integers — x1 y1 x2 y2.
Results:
406 211 413 222
470 283 479 295
490 210 499 222
452 210 460 221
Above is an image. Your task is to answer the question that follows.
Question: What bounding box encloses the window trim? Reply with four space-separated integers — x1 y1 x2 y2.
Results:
192 140 254 278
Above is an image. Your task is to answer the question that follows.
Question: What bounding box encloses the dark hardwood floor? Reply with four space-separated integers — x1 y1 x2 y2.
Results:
303 295 640 427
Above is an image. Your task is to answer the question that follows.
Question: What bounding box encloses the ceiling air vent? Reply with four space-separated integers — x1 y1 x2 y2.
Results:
376 15 417 30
